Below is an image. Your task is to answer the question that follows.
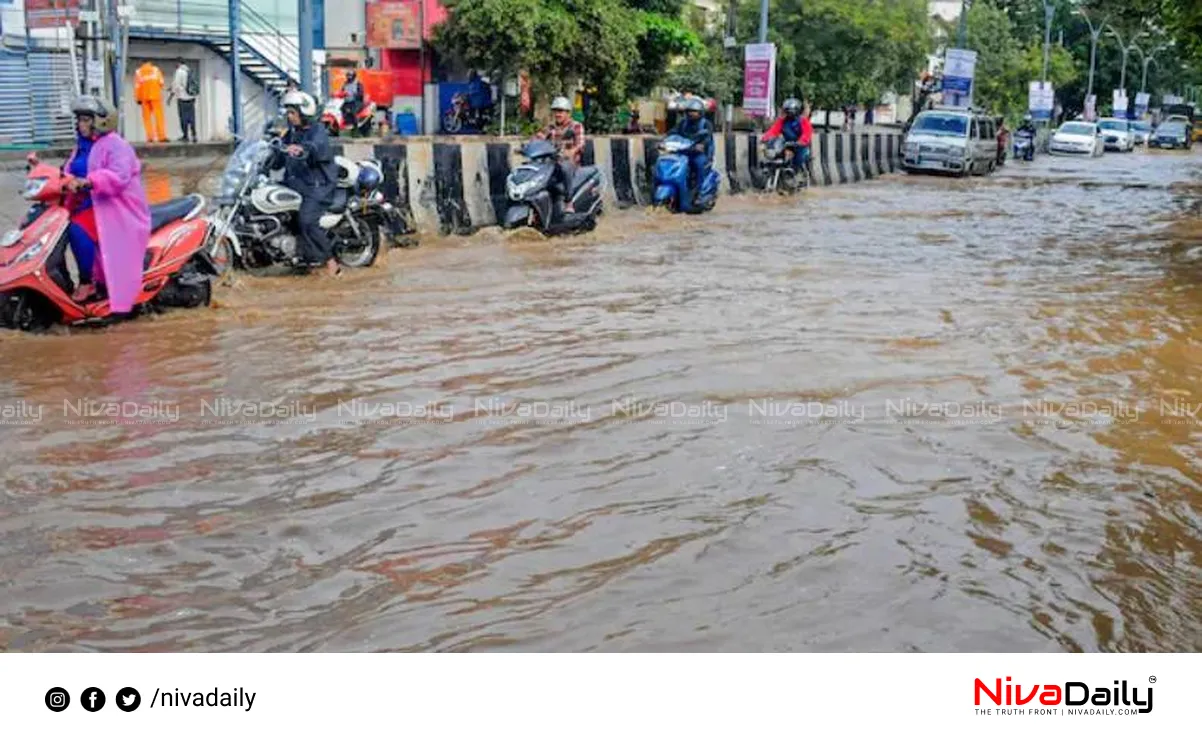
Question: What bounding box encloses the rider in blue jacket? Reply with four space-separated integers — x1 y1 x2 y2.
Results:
671 97 713 188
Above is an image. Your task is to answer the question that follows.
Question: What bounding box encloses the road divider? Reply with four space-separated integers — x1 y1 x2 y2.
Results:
330 131 906 236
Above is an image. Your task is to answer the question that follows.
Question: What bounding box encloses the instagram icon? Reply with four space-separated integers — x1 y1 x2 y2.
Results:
45 687 70 712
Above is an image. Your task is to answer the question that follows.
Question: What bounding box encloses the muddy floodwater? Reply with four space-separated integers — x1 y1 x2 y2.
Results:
1 147 1201 651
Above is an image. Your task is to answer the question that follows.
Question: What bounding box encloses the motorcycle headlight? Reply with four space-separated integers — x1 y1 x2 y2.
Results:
21 178 47 200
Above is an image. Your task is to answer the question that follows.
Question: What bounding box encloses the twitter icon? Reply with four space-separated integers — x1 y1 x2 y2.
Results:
116 687 141 712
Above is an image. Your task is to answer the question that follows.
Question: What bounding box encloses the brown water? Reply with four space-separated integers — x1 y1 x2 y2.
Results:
1 149 1202 652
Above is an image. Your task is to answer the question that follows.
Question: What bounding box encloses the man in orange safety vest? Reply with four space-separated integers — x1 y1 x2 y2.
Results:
134 61 168 143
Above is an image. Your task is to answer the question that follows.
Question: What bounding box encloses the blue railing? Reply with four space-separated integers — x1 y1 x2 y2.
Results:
128 0 298 36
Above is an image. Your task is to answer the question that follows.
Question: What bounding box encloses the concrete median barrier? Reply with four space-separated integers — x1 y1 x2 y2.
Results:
333 130 905 236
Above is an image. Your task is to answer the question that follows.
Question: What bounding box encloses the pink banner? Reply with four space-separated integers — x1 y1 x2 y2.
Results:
742 43 776 118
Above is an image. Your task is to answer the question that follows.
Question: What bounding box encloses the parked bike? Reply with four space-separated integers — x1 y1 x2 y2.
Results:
442 92 492 134
320 95 376 138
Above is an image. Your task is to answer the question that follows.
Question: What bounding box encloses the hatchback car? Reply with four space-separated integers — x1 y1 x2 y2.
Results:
1097 118 1135 152
1151 121 1191 149
1129 120 1152 146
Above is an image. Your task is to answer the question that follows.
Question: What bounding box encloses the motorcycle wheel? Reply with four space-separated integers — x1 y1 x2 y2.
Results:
335 221 381 268
207 232 236 276
443 113 462 134
10 291 56 333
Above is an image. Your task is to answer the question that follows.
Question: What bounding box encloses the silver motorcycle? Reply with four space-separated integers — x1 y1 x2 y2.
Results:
207 135 411 273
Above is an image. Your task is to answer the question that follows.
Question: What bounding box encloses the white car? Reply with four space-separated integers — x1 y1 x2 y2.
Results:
1049 121 1103 157
1097 118 1135 152
1130 120 1152 146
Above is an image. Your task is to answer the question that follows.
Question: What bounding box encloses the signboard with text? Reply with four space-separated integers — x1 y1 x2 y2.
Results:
742 43 776 118
941 48 976 108
365 0 421 50
1028 81 1054 120
24 0 80 28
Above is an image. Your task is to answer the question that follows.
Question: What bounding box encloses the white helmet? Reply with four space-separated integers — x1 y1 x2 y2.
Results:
550 96 572 112
281 90 317 119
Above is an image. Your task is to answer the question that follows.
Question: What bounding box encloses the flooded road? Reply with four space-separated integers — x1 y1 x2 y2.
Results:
2 147 1202 652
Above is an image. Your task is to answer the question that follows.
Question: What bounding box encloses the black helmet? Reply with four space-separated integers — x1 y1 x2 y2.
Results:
783 98 802 115
347 70 357 82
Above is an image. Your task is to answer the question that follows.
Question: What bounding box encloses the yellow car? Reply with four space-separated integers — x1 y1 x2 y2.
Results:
1194 122 1202 142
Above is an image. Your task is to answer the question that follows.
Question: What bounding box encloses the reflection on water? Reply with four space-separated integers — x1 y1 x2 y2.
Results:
1 149 1201 651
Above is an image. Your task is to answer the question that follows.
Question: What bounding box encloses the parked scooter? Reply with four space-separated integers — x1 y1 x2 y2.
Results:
501 140 603 236
652 134 720 213
320 95 376 137
0 163 217 332
760 137 809 193
442 92 491 134
1012 130 1035 162
207 134 412 273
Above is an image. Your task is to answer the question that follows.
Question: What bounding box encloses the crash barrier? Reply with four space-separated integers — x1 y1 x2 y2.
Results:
334 131 905 236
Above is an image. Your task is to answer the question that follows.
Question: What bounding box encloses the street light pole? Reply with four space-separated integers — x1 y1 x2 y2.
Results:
1076 9 1106 108
957 0 970 48
1041 0 1054 84
758 0 767 43
1106 27 1147 95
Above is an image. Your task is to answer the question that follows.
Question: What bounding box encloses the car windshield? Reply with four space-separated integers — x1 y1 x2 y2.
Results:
1158 123 1186 134
1098 120 1127 131
909 113 968 136
1058 123 1095 136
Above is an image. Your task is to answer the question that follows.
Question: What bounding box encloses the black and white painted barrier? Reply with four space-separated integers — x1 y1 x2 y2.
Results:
335 130 905 236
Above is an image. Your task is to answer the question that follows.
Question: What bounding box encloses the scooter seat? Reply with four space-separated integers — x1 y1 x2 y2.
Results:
570 166 599 193
149 195 203 232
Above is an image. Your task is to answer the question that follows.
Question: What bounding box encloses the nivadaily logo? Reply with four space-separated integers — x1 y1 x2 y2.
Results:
974 677 1154 716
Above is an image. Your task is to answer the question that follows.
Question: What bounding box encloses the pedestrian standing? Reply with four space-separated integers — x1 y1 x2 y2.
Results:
134 60 168 143
168 58 198 143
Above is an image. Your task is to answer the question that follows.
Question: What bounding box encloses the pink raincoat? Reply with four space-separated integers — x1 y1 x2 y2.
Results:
70 133 150 313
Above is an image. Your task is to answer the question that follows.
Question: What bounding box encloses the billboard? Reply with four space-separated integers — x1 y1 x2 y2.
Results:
1028 81 1054 120
24 0 79 28
742 43 776 118
942 48 976 108
1112 89 1128 118
366 0 422 50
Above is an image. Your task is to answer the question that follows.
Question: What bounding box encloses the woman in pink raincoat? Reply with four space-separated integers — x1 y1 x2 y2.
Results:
27 96 150 314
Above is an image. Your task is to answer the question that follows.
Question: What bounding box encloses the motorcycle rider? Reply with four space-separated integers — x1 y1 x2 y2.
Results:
764 97 812 174
670 97 714 191
535 96 585 213
1016 114 1037 138
269 90 341 277
340 69 365 132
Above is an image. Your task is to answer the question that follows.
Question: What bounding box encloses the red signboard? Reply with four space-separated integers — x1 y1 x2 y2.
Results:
366 1 422 50
24 0 81 29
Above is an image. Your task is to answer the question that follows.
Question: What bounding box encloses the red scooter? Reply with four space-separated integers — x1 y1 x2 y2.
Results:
0 162 219 332
320 95 376 137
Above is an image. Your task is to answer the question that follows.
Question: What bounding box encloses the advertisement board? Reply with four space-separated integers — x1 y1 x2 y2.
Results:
24 0 79 29
941 48 977 108
1134 92 1150 119
366 0 421 50
1028 81 1054 120
1112 89 1129 119
742 43 776 118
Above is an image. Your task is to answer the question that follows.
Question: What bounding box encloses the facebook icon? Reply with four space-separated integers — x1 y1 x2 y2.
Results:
81 687 106 712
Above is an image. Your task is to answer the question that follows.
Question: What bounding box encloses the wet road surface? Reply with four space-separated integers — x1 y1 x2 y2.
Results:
1 147 1202 651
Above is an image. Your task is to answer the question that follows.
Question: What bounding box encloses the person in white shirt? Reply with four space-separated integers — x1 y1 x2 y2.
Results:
167 58 197 143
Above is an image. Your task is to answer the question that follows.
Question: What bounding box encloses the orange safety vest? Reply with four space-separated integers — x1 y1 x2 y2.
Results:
134 63 165 102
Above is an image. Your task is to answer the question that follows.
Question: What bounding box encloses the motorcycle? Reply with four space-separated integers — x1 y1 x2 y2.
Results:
442 92 491 134
207 134 412 273
1012 130 1035 161
0 163 217 332
501 139 603 236
760 137 809 193
320 95 376 138
652 134 720 213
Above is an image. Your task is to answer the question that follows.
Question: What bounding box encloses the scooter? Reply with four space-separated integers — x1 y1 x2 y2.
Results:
0 163 218 332
208 134 412 273
760 137 809 193
652 134 719 213
320 95 376 137
501 140 603 236
1013 130 1035 161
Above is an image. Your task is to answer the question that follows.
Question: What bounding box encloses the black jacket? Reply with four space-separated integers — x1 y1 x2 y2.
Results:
269 123 337 199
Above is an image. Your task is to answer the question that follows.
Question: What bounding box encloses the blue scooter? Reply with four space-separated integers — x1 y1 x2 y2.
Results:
652 134 720 213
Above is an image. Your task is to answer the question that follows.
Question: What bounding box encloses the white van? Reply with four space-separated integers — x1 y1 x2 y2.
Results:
902 107 998 177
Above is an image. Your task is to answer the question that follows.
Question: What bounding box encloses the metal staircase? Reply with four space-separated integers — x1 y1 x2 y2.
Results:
126 0 302 136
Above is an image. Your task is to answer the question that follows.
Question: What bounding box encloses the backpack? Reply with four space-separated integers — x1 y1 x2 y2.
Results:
185 67 199 98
